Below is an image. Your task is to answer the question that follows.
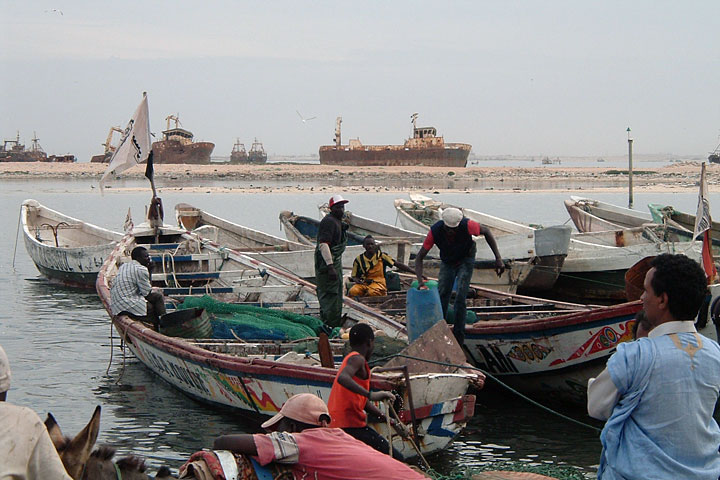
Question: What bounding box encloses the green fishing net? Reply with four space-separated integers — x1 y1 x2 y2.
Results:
178 295 325 341
426 462 587 480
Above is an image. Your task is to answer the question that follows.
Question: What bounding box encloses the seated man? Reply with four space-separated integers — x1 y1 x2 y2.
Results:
110 246 166 325
213 393 428 480
348 235 418 297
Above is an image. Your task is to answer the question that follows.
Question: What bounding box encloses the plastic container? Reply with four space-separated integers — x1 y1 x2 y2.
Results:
406 286 444 343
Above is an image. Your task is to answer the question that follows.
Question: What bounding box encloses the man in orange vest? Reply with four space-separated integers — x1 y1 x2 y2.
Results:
326 323 402 459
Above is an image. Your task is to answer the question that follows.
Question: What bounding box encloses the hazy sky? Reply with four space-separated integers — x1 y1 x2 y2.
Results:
2 1 719 161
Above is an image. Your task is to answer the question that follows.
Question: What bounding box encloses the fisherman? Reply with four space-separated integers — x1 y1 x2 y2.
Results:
213 393 428 479
110 246 166 326
414 207 504 344
315 194 349 329
0 344 73 479
326 323 402 459
587 253 720 479
347 235 419 297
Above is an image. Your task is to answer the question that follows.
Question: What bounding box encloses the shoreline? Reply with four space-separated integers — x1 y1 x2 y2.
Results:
0 161 711 193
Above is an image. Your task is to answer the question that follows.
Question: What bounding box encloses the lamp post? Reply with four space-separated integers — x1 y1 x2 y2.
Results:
627 127 633 209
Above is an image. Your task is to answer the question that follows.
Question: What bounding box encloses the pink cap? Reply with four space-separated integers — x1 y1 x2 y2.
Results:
328 194 349 208
261 393 331 430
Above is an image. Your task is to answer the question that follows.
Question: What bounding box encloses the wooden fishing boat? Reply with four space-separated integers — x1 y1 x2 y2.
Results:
393 195 572 292
96 214 482 458
21 199 123 288
649 203 720 248
564 196 654 232
279 209 533 293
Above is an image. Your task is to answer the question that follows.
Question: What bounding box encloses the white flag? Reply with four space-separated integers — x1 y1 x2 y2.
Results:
99 94 151 188
694 162 711 239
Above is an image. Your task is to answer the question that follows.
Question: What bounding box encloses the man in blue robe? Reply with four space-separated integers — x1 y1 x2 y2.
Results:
588 253 720 479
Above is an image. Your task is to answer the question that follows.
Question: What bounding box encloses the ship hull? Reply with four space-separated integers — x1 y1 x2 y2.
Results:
0 152 47 162
319 143 471 167
151 140 215 164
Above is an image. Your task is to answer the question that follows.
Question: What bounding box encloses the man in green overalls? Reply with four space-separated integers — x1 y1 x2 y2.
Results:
315 194 349 329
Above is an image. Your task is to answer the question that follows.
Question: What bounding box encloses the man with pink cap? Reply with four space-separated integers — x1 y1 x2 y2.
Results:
0 344 73 479
315 194 350 329
213 393 428 479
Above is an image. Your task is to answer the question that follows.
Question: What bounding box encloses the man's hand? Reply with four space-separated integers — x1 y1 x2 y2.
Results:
364 278 373 285
327 266 338 281
369 390 395 402
417 280 428 290
494 258 505 277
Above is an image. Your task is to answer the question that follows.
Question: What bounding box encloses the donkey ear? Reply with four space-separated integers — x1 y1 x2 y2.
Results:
45 413 65 449
62 405 102 477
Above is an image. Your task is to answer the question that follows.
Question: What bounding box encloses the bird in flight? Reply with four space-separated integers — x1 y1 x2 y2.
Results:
296 110 316 123
45 8 63 15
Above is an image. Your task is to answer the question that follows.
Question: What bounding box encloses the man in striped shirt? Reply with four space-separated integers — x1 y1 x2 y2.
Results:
110 246 166 325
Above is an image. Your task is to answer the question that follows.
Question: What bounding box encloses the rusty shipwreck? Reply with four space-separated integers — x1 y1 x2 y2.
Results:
318 114 471 167
151 114 215 164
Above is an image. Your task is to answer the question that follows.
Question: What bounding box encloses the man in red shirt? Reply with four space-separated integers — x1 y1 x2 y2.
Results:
326 323 401 459
414 207 504 344
213 393 428 480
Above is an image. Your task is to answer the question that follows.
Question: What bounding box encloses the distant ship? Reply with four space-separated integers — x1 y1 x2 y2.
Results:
318 114 471 167
90 126 123 163
229 138 248 164
0 132 47 162
151 114 215 164
247 138 268 164
709 139 720 164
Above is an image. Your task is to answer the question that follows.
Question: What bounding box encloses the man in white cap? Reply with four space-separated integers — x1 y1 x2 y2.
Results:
0 344 73 479
414 207 504 344
314 194 350 329
213 393 428 479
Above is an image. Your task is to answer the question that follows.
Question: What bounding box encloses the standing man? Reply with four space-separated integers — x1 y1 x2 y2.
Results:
315 195 349 329
414 207 504 344
348 235 419 297
0 345 73 479
111 246 166 325
326 323 400 459
587 254 720 479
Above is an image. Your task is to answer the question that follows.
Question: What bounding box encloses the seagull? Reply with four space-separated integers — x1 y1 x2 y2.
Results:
45 8 63 15
296 110 316 123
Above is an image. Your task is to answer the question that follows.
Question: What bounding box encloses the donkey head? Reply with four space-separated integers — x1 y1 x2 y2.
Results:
45 405 101 480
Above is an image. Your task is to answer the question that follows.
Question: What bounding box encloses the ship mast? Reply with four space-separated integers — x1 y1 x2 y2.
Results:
410 113 418 137
334 117 342 146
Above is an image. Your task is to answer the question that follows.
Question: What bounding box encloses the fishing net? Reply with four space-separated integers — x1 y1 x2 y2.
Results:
426 462 588 480
178 295 324 341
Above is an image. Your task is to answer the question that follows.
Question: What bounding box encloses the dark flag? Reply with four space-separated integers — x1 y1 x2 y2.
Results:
145 150 154 183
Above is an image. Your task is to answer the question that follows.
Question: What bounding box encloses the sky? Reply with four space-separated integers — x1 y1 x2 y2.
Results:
1 1 719 162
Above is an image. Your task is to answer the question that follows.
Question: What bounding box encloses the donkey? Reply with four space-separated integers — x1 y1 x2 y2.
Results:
45 405 174 479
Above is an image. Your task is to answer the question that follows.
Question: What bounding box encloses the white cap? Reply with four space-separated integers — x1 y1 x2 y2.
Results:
328 194 349 208
441 207 463 228
0 345 10 393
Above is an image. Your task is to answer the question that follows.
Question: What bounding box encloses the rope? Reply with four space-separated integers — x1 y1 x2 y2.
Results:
12 208 21 270
372 353 602 434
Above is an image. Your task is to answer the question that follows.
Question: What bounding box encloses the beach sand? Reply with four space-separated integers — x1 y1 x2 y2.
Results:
0 161 713 194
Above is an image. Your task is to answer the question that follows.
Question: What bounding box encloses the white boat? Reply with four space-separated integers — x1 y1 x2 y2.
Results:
564 196 653 232
97 210 483 458
21 199 123 288
280 209 532 293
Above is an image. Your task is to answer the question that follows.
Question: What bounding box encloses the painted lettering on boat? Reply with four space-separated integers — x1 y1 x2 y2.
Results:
474 344 519 374
138 345 211 395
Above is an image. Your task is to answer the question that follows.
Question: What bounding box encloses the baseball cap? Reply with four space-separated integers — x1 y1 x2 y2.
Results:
328 195 349 209
261 393 331 430
0 345 11 393
441 207 463 228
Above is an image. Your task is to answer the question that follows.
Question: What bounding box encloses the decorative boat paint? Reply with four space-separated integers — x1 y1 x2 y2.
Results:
21 199 123 288
96 218 482 457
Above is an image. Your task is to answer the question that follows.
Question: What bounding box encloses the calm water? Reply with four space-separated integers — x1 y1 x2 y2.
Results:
0 177 712 476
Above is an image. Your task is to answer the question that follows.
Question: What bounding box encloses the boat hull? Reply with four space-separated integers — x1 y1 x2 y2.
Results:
21 200 122 288
319 144 470 167
151 140 215 164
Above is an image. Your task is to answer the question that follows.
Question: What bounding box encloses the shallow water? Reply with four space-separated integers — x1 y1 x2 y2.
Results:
0 179 714 476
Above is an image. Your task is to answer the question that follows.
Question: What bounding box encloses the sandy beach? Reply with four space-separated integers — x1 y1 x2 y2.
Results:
0 160 712 194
